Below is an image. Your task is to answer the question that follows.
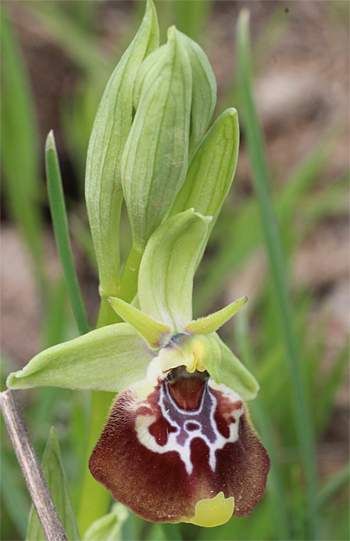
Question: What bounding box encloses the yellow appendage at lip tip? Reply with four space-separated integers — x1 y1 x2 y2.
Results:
185 492 235 527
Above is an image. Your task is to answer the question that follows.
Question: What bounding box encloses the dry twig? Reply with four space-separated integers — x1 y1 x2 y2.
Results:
0 389 68 541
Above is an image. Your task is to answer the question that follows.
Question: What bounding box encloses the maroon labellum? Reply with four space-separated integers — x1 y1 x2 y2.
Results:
89 361 270 526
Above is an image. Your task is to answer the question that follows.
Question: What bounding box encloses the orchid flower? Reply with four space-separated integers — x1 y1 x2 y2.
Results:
7 0 270 529
8 209 270 527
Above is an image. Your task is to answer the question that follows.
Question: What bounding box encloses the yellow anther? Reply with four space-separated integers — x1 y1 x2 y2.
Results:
186 353 197 373
185 340 206 374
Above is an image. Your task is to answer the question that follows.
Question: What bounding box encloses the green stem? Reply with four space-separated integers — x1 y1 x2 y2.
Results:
77 247 143 535
78 298 121 536
237 11 318 539
77 389 115 537
234 313 291 540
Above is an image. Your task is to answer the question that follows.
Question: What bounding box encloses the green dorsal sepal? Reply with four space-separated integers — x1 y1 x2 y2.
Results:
109 297 171 349
185 296 248 336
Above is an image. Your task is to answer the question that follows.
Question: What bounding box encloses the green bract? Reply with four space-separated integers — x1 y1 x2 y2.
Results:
85 0 159 300
170 108 239 232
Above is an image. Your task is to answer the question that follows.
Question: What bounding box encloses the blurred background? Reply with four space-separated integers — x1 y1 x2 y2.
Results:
1 1 349 540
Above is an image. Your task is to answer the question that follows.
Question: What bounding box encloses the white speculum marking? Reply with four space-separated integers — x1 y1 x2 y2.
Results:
135 379 243 476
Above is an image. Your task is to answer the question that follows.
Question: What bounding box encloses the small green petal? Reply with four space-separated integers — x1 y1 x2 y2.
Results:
138 209 211 330
7 323 154 392
121 26 192 251
186 297 248 336
109 297 171 348
85 0 159 299
213 333 259 401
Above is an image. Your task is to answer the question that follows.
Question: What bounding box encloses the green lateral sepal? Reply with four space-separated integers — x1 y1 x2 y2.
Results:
7 323 154 392
170 108 239 238
26 427 81 541
109 297 171 348
214 333 259 401
186 296 248 335
83 503 128 541
138 209 211 331
85 0 159 298
121 26 192 250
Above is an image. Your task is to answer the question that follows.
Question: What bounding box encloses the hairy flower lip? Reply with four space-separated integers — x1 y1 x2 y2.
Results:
89 368 270 524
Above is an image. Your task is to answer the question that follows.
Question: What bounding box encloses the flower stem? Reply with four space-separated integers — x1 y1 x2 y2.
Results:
237 11 318 539
78 297 122 536
77 390 115 537
77 247 144 535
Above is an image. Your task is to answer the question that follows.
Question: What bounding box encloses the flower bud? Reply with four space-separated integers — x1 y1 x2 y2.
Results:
177 31 217 156
121 26 192 251
85 0 159 299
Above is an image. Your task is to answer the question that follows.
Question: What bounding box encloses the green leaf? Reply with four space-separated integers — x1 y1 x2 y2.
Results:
186 296 248 335
213 333 259 401
46 131 90 336
109 297 171 348
121 26 192 251
237 10 318 537
170 108 239 236
1 5 45 288
85 0 159 301
83 503 128 541
177 31 217 156
7 323 154 391
138 209 211 330
26 427 80 541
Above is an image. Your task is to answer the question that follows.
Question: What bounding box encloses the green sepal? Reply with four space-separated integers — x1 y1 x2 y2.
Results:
121 26 192 251
177 31 217 156
213 333 259 401
83 503 128 541
138 209 211 331
109 296 171 348
26 427 80 541
85 0 159 299
186 296 248 335
7 323 154 392
170 108 239 237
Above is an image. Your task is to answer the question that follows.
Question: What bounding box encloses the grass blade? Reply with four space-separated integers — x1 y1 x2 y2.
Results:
161 523 182 541
1 5 46 291
317 463 350 507
234 312 291 540
45 131 90 335
237 10 318 538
